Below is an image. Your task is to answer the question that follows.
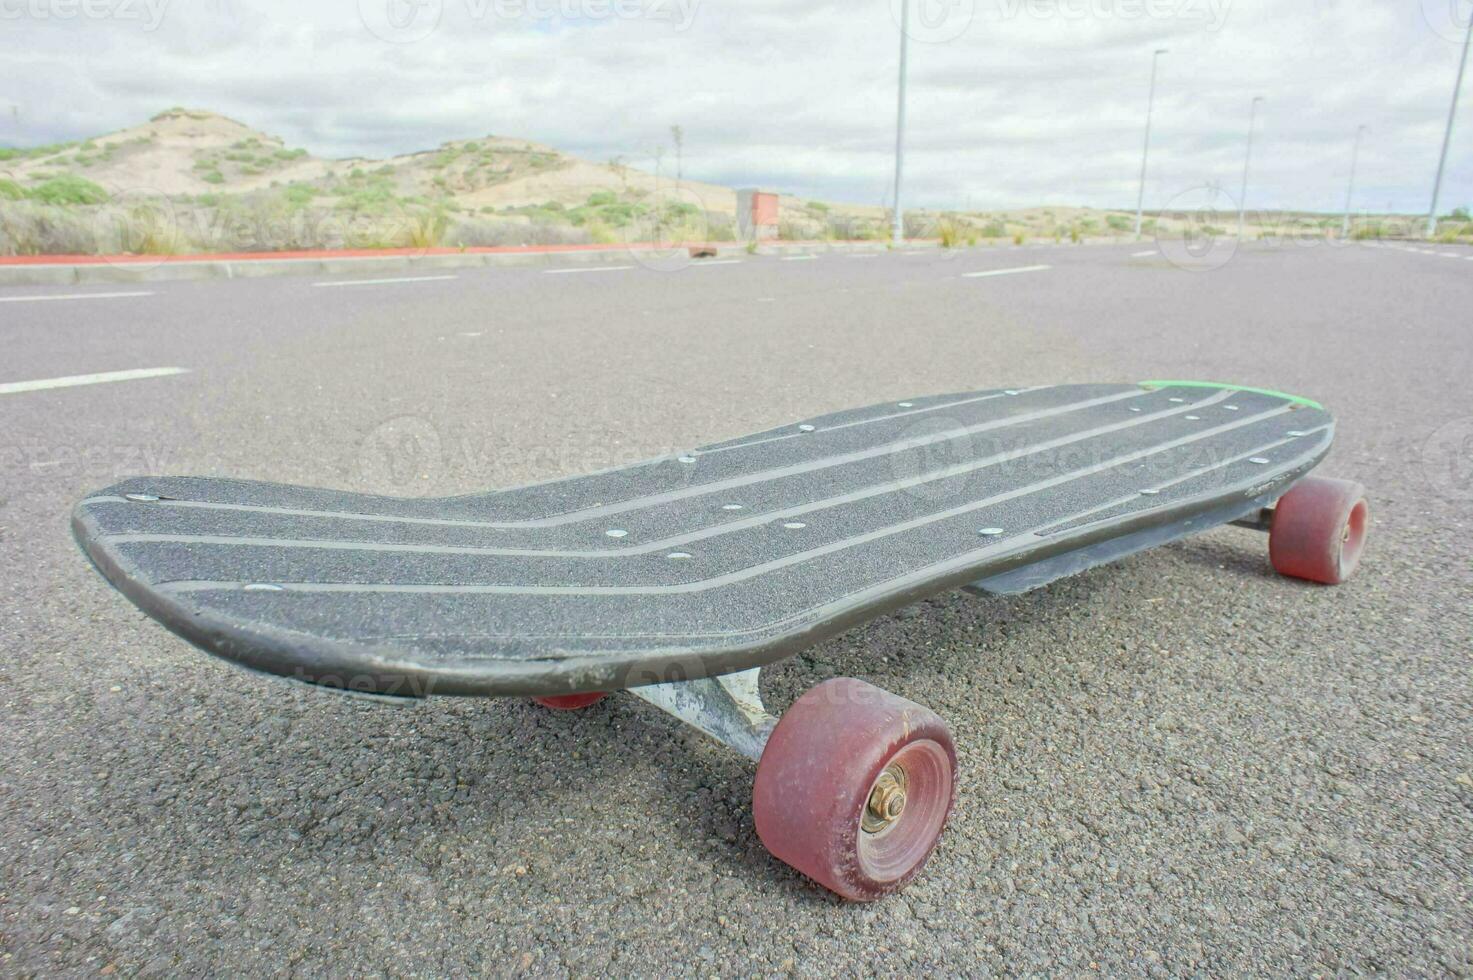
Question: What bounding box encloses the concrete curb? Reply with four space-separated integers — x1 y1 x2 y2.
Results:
0 241 900 287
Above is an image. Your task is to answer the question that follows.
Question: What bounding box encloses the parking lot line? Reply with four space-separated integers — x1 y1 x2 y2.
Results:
542 266 634 275
312 275 457 287
0 367 188 396
0 291 153 304
961 265 1052 279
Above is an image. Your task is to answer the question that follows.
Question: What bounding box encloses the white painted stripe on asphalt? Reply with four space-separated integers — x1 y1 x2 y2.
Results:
0 290 153 304
0 367 188 396
781 255 818 261
1131 250 1158 258
1441 253 1462 258
846 254 879 259
689 259 743 267
542 266 634 275
312 275 457 287
961 265 1052 279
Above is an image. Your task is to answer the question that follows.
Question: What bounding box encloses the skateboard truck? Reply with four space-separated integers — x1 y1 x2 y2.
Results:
1229 505 1276 531
627 668 776 761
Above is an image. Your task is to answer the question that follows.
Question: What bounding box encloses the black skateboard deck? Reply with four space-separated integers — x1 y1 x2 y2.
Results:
73 383 1333 699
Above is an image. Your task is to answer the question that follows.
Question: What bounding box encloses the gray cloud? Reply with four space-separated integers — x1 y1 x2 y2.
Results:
1 0 1469 213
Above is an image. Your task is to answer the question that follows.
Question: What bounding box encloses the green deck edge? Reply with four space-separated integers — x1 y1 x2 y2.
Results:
1138 381 1324 411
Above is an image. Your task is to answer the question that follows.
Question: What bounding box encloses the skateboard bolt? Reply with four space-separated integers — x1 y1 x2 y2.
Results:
866 767 907 829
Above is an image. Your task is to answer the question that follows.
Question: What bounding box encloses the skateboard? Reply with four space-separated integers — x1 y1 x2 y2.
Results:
73 382 1370 900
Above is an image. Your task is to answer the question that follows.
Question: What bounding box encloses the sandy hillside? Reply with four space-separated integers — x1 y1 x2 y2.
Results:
1 110 855 220
4 109 336 196
4 107 1381 256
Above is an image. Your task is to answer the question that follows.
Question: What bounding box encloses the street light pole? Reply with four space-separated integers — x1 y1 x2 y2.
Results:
1342 124 1367 238
1427 11 1473 239
1238 96 1264 240
892 0 909 246
1134 48 1167 239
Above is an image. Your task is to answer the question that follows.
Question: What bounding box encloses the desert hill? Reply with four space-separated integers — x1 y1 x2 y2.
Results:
2 108 1387 255
2 108 778 219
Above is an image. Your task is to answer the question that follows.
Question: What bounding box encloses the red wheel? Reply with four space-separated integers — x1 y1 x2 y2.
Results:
531 692 607 710
753 678 957 901
1269 476 1369 585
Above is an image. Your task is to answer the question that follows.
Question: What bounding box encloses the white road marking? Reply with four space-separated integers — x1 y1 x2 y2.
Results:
689 259 743 267
781 255 817 261
542 266 633 275
312 275 457 287
756 297 777 303
846 254 879 259
1440 253 1462 259
0 367 188 396
0 290 153 304
961 264 1052 279
1131 250 1158 258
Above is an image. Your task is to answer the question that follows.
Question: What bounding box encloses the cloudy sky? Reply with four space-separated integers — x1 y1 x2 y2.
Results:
4 0 1471 214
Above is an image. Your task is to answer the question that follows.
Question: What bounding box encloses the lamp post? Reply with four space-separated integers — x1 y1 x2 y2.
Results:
1134 48 1168 239
1238 96 1264 240
1342 124 1367 238
892 0 910 245
1427 11 1472 239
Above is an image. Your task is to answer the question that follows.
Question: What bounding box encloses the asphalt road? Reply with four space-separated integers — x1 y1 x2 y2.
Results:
2 238 1470 976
